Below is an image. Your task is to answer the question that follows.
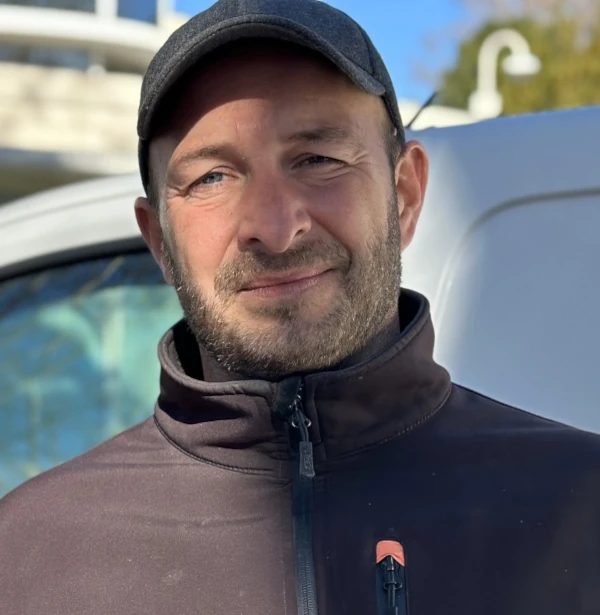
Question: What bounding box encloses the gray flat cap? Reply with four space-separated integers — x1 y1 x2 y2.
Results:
138 0 404 193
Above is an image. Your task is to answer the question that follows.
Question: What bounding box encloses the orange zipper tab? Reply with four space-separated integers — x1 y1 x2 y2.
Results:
376 540 406 567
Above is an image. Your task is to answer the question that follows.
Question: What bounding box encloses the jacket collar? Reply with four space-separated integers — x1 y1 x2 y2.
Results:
154 289 451 474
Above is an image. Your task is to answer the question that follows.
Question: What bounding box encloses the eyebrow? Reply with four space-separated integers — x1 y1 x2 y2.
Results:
170 144 239 169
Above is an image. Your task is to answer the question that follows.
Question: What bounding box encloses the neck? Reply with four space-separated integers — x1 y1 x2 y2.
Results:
197 310 402 383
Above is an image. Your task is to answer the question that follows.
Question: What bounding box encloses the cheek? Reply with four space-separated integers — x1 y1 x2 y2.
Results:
167 205 236 293
308 177 388 252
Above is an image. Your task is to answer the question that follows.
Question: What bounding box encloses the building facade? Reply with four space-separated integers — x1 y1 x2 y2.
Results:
0 0 187 203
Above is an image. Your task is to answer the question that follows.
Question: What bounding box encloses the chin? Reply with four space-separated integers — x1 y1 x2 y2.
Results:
240 296 337 324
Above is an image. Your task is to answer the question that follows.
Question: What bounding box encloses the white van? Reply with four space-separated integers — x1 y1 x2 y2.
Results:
1 106 599 495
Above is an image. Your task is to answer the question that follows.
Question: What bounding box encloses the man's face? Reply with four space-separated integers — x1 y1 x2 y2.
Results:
137 43 427 379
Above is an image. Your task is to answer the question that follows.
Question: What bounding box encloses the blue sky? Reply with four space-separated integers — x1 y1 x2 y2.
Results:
175 0 474 103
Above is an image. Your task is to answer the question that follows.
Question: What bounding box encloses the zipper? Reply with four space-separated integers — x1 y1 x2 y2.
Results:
275 377 319 615
376 541 408 615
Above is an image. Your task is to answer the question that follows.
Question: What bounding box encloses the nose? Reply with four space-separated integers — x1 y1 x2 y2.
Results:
237 172 312 254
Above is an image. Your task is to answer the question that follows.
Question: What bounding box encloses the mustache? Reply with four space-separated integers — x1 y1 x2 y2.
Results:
214 239 352 294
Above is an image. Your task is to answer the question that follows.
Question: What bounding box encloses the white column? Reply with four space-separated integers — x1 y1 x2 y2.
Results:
95 0 118 19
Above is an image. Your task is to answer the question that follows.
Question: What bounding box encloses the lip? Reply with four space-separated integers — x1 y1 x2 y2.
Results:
241 269 328 290
239 269 332 298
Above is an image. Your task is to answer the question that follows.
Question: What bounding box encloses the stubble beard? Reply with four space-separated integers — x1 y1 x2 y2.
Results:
162 195 402 380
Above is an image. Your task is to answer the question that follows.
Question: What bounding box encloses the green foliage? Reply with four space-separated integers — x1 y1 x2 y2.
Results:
438 17 600 114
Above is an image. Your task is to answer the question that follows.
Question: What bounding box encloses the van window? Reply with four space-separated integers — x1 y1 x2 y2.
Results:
0 251 182 496
433 192 600 433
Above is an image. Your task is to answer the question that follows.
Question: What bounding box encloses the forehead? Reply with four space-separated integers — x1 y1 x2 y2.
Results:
153 41 384 139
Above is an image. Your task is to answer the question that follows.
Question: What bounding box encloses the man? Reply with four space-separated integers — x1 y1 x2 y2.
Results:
2 1 600 614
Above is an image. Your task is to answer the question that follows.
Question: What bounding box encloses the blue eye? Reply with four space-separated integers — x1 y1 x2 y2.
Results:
201 172 224 184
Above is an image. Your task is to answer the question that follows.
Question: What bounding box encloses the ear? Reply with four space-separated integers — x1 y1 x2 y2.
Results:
134 197 174 285
394 140 429 252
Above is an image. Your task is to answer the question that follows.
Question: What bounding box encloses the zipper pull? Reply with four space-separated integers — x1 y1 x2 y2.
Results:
274 377 315 478
290 406 315 479
381 556 401 614
376 541 408 615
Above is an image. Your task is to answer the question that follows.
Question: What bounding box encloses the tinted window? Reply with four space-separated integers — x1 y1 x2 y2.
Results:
117 0 156 24
0 252 182 496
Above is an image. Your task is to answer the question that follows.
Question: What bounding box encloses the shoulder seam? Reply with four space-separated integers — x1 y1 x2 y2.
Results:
152 416 281 476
